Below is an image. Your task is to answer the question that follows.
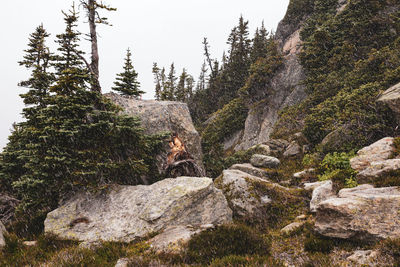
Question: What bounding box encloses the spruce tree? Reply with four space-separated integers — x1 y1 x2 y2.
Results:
250 22 270 63
176 68 188 102
152 63 162 100
112 48 143 97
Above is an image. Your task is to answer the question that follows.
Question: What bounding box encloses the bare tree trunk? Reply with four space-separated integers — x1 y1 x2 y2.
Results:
88 0 101 93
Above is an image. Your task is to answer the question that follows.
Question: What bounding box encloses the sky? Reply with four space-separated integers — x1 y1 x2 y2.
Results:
0 0 289 150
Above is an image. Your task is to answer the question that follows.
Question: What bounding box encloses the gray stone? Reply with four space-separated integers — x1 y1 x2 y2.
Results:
149 225 200 253
347 250 379 266
115 258 130 267
250 154 280 168
105 93 205 177
0 221 6 249
315 185 400 241
378 82 400 120
350 137 400 181
229 163 275 180
350 137 395 171
215 169 289 220
223 130 243 152
280 221 306 235
44 177 232 242
265 139 289 155
293 168 315 180
304 180 335 213
283 141 302 157
23 241 37 247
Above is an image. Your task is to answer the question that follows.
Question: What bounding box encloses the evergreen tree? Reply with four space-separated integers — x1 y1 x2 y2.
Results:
112 48 143 97
1 8 166 234
152 63 162 100
250 21 270 63
161 63 177 101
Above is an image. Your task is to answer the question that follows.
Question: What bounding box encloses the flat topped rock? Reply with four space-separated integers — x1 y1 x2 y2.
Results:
105 93 205 175
250 154 280 168
45 177 232 243
229 163 275 180
315 185 400 241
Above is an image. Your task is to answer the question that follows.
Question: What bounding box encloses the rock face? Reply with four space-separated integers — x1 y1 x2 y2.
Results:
0 194 19 226
105 93 205 176
283 141 302 157
250 154 280 168
229 163 275 180
215 169 288 220
44 177 232 242
234 17 307 151
0 221 7 248
304 180 335 213
350 137 400 180
315 185 400 241
378 82 400 121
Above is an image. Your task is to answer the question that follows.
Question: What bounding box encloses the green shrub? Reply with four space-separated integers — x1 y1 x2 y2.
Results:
185 224 270 264
318 152 357 189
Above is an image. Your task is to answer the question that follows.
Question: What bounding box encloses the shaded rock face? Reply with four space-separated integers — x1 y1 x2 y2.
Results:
315 185 400 241
229 163 276 180
350 137 400 181
215 169 289 221
0 194 19 226
235 18 306 151
105 93 205 176
44 177 232 242
378 82 400 122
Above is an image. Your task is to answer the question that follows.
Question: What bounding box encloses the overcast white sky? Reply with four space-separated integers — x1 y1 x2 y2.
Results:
0 0 289 150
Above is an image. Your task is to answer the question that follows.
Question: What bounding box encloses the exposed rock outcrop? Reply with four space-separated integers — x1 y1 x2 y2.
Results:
304 180 335 213
229 163 275 180
44 177 232 243
106 93 205 177
315 185 400 241
250 154 280 168
378 82 400 122
350 137 400 181
0 194 19 226
234 17 307 151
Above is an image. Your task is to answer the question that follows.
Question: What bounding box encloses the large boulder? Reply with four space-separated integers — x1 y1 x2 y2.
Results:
215 169 305 223
250 154 280 168
377 82 400 121
350 137 400 181
315 185 400 241
229 163 276 180
105 93 205 176
44 177 232 242
304 180 335 213
0 194 19 226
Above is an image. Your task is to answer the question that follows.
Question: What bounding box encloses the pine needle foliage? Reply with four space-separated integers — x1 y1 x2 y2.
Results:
112 48 144 97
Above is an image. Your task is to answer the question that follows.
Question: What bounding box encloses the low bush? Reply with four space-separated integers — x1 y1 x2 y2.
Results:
185 224 270 264
304 234 334 254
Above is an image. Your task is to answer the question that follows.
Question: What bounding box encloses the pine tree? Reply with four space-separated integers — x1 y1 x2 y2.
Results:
250 21 270 63
1 8 166 232
175 68 188 102
161 63 177 101
112 48 143 97
152 63 162 100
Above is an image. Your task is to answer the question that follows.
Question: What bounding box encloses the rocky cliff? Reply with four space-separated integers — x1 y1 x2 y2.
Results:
233 5 308 151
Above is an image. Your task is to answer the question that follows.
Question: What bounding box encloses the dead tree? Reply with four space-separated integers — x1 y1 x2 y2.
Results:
80 0 116 92
165 133 204 178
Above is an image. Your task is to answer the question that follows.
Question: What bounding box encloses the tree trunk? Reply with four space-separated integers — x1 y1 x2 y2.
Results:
88 0 101 92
